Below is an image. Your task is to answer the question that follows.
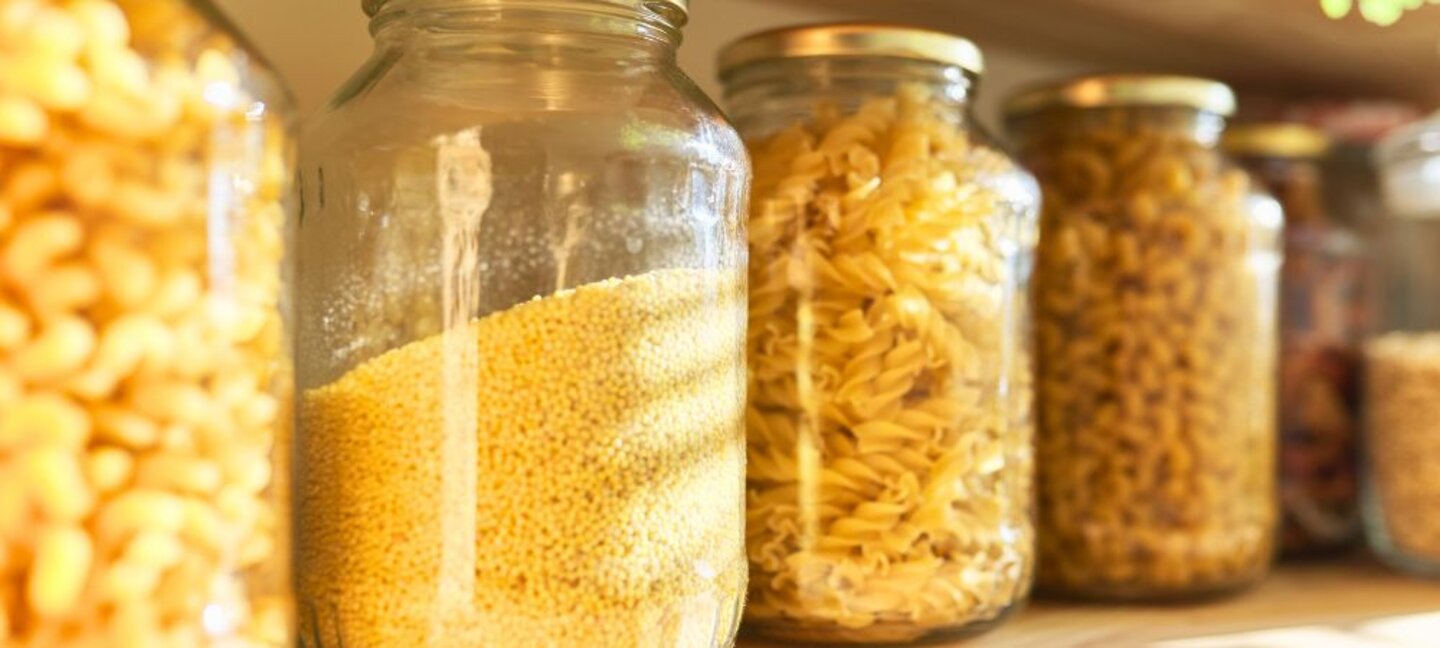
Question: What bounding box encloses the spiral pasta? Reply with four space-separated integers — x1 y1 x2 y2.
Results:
742 85 1034 643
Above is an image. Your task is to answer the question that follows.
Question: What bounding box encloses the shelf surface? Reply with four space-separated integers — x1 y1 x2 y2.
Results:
738 559 1440 647
770 0 1440 106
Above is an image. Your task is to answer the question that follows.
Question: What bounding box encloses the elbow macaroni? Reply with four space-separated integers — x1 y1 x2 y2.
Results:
743 85 1035 643
1018 107 1278 598
0 1 290 646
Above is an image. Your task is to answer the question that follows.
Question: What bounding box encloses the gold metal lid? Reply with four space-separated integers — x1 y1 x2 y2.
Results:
1222 123 1331 158
363 0 688 18
718 23 984 78
1003 74 1237 118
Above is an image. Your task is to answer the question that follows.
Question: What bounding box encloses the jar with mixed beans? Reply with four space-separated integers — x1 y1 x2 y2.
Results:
1364 115 1440 575
1006 75 1282 600
1224 123 1366 558
296 1 749 646
720 24 1039 645
0 0 294 646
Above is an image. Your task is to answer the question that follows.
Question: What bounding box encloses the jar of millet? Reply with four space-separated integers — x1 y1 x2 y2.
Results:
293 1 750 646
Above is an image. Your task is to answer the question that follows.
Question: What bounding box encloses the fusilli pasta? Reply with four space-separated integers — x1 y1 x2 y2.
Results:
743 84 1035 643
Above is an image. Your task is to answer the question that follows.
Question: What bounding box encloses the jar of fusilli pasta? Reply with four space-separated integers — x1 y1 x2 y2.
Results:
719 24 1040 645
1005 75 1283 601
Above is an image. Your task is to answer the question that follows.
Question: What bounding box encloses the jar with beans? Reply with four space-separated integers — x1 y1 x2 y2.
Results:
1365 115 1440 575
295 1 749 646
0 0 294 645
1224 123 1366 558
720 24 1039 644
1006 75 1282 600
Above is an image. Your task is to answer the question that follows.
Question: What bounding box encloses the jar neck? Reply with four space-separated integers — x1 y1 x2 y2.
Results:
1239 155 1330 226
722 57 977 139
1009 106 1227 150
369 0 683 61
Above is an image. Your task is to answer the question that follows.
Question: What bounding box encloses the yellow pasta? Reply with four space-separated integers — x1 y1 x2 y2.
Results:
743 84 1034 643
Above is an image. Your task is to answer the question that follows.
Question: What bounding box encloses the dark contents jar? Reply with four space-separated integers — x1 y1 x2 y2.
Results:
1224 123 1367 558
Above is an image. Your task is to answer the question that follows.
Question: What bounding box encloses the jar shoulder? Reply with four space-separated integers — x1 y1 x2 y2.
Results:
302 48 745 169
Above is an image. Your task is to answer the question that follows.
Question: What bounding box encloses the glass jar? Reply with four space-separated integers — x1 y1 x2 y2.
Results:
720 24 1039 645
1224 124 1366 558
295 1 748 646
0 0 294 645
1365 113 1440 575
1006 75 1282 600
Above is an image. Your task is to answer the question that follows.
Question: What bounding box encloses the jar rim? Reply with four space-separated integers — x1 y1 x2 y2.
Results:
1002 74 1236 119
363 0 688 18
1223 122 1331 159
1376 110 1440 167
717 23 984 79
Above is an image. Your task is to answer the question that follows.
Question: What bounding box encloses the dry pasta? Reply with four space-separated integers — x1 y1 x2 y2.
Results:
1015 105 1278 599
743 84 1034 643
0 0 291 645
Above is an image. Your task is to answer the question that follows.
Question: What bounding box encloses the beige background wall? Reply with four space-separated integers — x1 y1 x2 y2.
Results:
213 0 1093 131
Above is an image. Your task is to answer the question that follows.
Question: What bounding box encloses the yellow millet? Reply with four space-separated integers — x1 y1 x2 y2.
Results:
298 268 747 648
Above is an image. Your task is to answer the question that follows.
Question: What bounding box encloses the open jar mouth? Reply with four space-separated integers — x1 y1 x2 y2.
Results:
363 0 687 18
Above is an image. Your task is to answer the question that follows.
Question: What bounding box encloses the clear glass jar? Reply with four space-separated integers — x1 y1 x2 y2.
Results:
1365 112 1440 575
720 24 1039 645
295 1 748 645
0 0 294 645
1006 76 1282 600
1224 124 1366 558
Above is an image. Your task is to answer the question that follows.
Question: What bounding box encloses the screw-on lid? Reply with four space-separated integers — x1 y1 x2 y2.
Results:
717 23 984 79
1003 74 1237 119
1222 123 1331 159
363 0 689 18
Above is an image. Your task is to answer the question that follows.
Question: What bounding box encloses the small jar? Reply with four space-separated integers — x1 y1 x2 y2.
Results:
296 1 749 645
1224 124 1366 558
1365 113 1440 575
0 1 294 645
720 24 1039 645
1006 75 1282 600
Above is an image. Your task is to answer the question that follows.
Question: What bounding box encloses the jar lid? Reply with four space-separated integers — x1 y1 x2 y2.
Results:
1003 74 1237 118
363 0 689 17
1222 123 1331 159
717 23 984 78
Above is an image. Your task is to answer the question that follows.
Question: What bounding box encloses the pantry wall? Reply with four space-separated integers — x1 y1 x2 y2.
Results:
213 0 1095 129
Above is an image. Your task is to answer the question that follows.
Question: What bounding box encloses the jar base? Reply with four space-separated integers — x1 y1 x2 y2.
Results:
1279 542 1363 562
1371 548 1440 577
740 604 1021 647
1034 576 1264 604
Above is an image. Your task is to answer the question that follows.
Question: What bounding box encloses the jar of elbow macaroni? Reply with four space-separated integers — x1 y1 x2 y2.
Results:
0 0 294 646
1005 75 1282 600
719 24 1040 644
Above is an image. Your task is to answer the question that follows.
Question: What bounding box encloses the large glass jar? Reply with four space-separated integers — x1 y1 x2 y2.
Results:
1224 124 1366 558
720 24 1039 645
294 1 749 646
0 0 293 645
1365 113 1440 575
1006 76 1282 600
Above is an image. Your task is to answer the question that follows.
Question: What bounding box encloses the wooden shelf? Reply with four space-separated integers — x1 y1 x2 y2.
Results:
769 0 1440 106
739 559 1440 647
